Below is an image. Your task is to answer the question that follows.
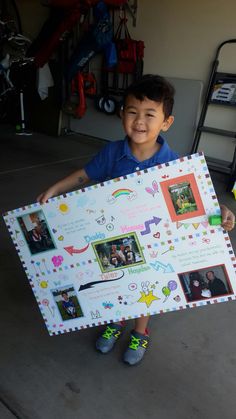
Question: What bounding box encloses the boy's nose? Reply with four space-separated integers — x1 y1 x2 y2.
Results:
134 114 145 125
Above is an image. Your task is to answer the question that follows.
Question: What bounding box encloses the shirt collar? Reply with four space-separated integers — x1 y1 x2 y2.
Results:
116 135 168 163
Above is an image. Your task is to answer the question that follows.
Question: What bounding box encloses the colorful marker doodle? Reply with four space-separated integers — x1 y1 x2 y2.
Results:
112 188 134 199
140 216 162 235
138 290 160 308
149 250 158 258
52 255 64 267
64 243 89 255
78 270 125 291
90 310 102 319
118 295 135 305
168 280 178 291
96 215 106 225
162 286 171 302
14 229 20 239
145 180 159 197
127 191 138 201
42 299 55 316
162 281 178 302
102 301 114 309
40 280 48 289
150 261 174 273
18 240 26 247
35 261 43 275
106 223 114 231
161 245 175 255
86 209 95 214
42 258 50 273
58 202 70 214
128 283 138 291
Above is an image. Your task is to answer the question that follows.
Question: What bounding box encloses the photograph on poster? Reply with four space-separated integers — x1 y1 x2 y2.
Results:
17 210 56 255
178 264 233 302
160 174 205 222
51 286 84 321
92 233 145 272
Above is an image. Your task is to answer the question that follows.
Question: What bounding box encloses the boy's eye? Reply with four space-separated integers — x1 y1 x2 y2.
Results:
147 114 155 117
127 111 136 115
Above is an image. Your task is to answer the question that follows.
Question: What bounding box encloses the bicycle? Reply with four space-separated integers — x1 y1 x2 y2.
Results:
0 14 32 126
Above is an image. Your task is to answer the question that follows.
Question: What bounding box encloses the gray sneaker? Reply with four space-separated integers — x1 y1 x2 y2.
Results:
96 324 123 354
123 330 150 365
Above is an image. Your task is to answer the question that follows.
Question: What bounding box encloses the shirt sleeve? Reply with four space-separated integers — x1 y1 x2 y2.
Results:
84 142 114 182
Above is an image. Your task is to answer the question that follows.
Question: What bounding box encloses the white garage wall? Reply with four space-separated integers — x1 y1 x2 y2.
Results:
17 0 236 161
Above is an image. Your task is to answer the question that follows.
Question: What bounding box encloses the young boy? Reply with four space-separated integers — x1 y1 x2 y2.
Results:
38 74 235 365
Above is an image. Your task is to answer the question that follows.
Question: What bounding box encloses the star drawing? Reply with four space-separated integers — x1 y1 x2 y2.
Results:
138 291 160 308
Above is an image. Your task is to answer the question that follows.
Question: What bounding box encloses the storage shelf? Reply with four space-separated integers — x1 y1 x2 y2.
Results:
206 156 232 174
199 126 236 138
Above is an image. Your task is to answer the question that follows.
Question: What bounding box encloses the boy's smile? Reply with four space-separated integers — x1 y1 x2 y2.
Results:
121 95 174 159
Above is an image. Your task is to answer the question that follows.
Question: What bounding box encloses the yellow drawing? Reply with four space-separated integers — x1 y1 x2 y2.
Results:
40 280 48 289
138 291 160 308
58 202 70 214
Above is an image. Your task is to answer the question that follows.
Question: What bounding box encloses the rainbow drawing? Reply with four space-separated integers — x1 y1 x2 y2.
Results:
112 188 134 198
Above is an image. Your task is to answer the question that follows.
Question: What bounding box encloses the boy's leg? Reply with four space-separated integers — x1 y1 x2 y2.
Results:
123 316 150 366
133 316 149 334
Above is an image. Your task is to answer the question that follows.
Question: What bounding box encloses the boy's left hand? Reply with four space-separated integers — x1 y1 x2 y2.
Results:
220 204 235 231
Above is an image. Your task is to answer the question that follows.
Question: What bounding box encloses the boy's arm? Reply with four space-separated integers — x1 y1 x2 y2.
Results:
37 168 90 204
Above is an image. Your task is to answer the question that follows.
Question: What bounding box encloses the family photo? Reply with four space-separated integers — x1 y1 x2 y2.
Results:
92 233 145 272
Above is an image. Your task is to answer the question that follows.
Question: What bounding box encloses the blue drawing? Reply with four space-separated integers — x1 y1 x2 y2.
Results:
150 261 174 273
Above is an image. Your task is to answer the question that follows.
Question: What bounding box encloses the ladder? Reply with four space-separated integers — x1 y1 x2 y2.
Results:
191 39 236 186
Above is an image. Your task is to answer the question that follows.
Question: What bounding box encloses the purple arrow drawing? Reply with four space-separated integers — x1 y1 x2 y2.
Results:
140 216 162 235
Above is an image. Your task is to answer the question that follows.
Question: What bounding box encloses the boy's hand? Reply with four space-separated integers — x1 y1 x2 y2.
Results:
220 204 235 231
37 186 58 204
37 168 90 205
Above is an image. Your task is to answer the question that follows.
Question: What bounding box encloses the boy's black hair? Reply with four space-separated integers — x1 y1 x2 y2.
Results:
123 74 175 119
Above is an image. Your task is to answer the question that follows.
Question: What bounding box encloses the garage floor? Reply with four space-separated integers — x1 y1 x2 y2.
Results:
1 127 236 419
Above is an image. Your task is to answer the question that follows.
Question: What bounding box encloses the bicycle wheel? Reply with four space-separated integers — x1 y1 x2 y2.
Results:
0 0 22 34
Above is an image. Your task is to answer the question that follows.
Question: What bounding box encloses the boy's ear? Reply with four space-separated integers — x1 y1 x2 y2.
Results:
162 115 174 132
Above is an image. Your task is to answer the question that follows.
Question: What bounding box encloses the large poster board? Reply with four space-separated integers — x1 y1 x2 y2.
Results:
3 153 236 335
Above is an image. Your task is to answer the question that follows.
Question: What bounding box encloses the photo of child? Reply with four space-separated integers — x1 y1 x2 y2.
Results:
17 210 56 255
52 286 84 321
160 173 205 222
93 233 145 272
169 182 197 215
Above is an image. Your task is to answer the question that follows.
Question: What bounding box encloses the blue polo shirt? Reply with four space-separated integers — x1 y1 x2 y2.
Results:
85 136 179 182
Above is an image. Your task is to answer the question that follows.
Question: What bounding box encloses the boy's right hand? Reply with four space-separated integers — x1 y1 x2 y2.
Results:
36 168 90 205
37 186 58 204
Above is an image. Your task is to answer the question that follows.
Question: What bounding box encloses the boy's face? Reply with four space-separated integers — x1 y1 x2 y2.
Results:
121 95 174 147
